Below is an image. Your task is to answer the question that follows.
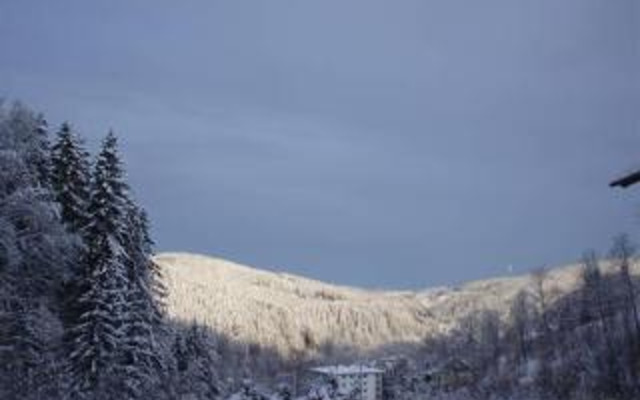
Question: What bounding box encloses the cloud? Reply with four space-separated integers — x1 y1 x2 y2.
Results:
0 0 638 287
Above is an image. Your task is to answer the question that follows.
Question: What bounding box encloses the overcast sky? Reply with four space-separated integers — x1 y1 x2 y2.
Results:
1 1 639 288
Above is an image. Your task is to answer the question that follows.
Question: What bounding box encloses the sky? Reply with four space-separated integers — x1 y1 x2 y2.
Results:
1 1 639 288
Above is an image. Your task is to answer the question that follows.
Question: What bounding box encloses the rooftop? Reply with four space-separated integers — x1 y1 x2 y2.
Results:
310 365 384 375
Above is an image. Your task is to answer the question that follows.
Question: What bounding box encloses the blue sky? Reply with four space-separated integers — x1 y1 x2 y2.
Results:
1 0 639 288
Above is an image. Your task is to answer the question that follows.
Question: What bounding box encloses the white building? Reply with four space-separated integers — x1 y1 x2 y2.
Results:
310 365 384 400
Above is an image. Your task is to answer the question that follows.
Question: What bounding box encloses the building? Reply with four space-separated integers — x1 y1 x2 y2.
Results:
310 365 384 400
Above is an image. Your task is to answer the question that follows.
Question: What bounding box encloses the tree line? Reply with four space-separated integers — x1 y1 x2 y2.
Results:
406 235 640 400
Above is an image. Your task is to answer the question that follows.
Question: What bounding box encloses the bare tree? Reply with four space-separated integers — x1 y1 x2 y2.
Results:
531 267 550 339
457 308 501 371
509 290 532 363
478 309 501 369
609 234 640 393
580 251 628 395
609 234 639 341
531 266 556 394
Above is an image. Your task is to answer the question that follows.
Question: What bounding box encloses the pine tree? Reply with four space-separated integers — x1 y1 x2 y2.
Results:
172 323 220 399
50 122 91 233
119 203 167 398
31 113 51 188
0 102 70 400
1 102 52 189
5 301 64 400
0 102 70 298
66 132 130 399
1 101 171 399
126 205 166 329
50 122 92 330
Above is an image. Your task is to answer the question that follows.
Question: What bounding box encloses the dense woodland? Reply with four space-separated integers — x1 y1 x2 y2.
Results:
1 100 640 399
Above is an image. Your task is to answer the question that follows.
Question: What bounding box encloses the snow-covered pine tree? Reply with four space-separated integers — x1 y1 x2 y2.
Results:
50 122 91 233
31 113 51 188
66 132 131 399
172 323 221 399
0 101 70 297
50 122 93 331
0 102 71 400
119 203 167 398
1 103 52 189
5 301 65 400
127 205 166 329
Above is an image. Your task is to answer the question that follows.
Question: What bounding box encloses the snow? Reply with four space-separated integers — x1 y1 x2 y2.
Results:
156 252 637 358
310 365 384 375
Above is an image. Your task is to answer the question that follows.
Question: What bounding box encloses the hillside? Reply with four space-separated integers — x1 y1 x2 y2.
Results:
156 253 631 358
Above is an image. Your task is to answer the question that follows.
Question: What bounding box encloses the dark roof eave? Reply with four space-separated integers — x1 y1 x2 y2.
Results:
610 170 640 188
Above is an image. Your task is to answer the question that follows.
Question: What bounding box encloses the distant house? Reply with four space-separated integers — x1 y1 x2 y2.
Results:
425 358 475 390
310 365 384 400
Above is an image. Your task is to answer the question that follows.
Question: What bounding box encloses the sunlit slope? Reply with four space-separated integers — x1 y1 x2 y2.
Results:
156 252 634 356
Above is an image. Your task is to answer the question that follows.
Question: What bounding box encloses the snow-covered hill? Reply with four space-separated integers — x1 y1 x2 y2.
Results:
155 253 631 357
